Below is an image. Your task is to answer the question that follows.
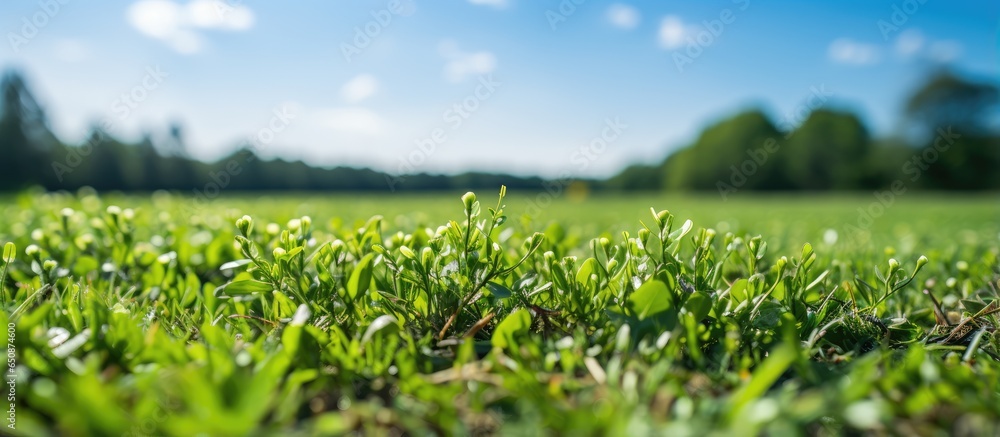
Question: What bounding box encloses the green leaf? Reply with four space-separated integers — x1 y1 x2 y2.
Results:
644 232 663 263
729 279 749 302
220 259 253 271
362 315 399 345
887 318 922 345
18 302 53 331
668 219 693 242
772 280 786 301
282 305 312 356
755 241 768 260
2 242 14 263
593 239 609 270
485 282 512 299
961 299 988 315
71 256 99 277
752 300 783 329
684 291 712 321
576 258 598 286
286 246 304 259
222 279 273 296
492 308 532 349
348 253 375 300
628 280 673 320
727 344 797 420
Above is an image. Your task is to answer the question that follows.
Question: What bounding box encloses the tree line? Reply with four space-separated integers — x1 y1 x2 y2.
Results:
608 70 1000 193
1 68 997 194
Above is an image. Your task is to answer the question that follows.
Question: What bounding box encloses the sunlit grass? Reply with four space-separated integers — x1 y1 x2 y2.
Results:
1 188 998 435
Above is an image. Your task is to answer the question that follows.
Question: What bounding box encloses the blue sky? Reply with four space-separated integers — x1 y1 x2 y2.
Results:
1 0 997 178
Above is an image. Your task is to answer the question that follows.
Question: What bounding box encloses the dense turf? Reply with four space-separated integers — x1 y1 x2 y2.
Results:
2 188 999 435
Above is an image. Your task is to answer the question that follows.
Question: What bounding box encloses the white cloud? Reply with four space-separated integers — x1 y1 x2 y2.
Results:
927 40 962 63
127 0 255 54
658 15 697 49
894 29 924 57
340 74 380 104
827 38 880 65
128 0 182 38
186 0 253 30
891 29 962 64
439 40 497 83
468 0 507 9
314 108 386 136
607 4 640 30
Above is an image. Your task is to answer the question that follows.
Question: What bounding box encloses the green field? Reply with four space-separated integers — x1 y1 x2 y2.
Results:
2 189 999 435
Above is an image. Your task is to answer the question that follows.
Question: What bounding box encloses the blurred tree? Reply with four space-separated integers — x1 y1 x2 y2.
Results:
904 70 999 138
784 109 872 190
0 71 59 190
606 164 662 190
82 127 128 191
1 67 996 193
902 71 1000 190
136 134 161 191
160 121 189 158
663 110 789 192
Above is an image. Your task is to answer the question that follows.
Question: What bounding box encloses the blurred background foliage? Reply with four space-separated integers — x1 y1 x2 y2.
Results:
0 67 997 193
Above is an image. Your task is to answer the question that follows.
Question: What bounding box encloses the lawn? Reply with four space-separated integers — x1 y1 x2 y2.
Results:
2 188 999 435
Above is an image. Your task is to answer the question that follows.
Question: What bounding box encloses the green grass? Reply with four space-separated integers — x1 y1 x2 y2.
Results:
1 188 999 435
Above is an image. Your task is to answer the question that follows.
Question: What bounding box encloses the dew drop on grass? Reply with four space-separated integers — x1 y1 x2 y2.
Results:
674 397 694 419
32 378 57 398
749 398 779 424
555 336 574 350
823 229 838 245
337 396 352 411
919 360 939 382
844 400 882 428
236 350 252 367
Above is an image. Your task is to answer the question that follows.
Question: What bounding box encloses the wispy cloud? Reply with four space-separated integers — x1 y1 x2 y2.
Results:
658 15 697 49
313 107 386 136
607 4 640 30
926 40 962 63
468 0 507 9
340 74 380 104
892 29 962 64
127 0 254 54
827 38 880 65
439 40 497 83
894 29 924 57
